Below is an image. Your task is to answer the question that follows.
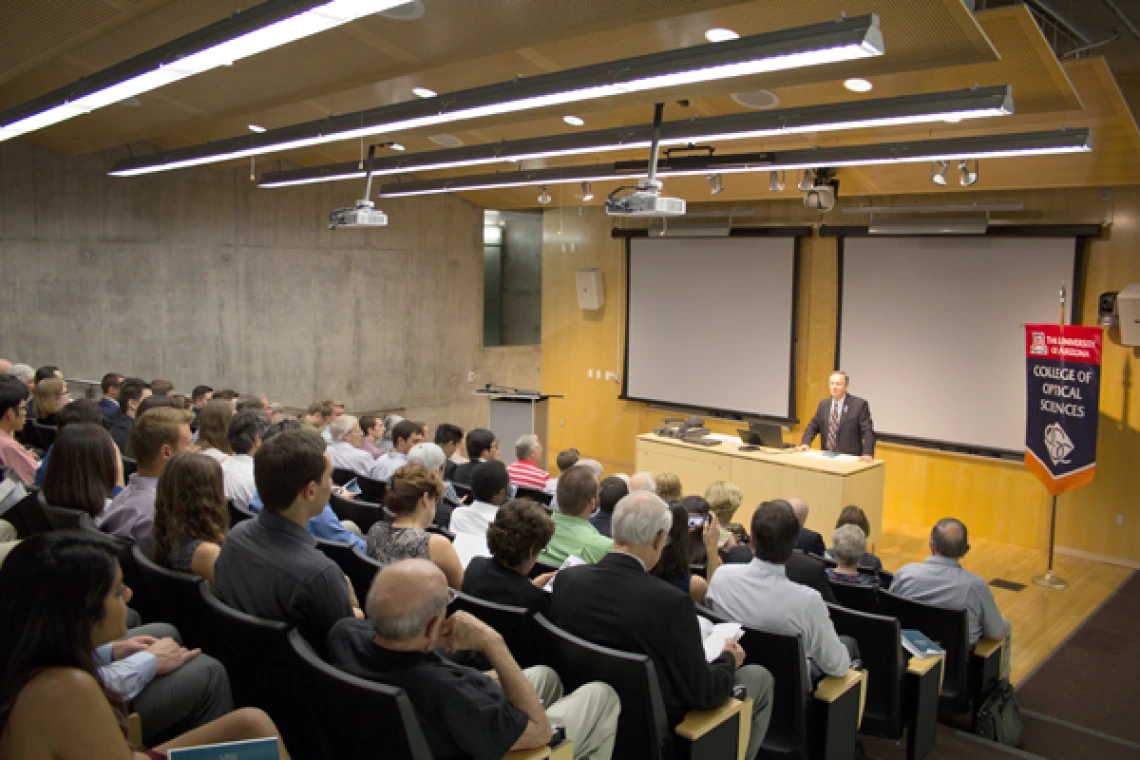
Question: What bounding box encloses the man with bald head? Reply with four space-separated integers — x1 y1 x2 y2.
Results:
789 497 826 557
328 559 620 759
892 518 1011 678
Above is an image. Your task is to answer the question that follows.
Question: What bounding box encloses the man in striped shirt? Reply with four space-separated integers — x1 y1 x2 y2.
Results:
506 434 550 491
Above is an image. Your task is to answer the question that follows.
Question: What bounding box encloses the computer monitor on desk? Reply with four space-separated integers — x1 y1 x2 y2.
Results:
737 422 786 448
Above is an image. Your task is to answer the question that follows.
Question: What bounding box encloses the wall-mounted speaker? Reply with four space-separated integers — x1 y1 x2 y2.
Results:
1117 283 1140 346
575 269 605 310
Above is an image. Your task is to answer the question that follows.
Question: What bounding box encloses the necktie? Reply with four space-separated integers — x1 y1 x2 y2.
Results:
826 401 840 451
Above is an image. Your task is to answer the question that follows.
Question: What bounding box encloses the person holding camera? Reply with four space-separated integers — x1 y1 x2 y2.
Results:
651 502 722 604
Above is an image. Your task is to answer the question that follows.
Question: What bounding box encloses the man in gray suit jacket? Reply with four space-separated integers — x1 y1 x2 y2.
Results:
797 371 875 462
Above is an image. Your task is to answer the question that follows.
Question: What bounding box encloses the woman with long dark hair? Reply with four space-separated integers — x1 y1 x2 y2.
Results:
42 422 122 519
151 452 228 584
0 532 290 759
194 399 234 463
651 503 721 605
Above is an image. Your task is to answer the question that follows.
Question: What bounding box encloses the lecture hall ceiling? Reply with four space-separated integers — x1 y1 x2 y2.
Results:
0 0 1137 208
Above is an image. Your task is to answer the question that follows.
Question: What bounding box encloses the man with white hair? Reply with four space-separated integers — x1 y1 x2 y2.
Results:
789 497 826 556
551 491 773 760
627 471 656 493
507 434 550 490
408 442 460 527
328 414 376 478
328 559 621 759
7 364 34 395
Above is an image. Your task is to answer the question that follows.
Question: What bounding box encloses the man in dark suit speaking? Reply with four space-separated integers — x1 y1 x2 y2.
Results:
796 371 875 462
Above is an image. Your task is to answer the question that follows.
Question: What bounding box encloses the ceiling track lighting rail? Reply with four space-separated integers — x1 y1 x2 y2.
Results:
371 128 1091 197
109 14 885 176
257 85 1015 188
0 0 414 142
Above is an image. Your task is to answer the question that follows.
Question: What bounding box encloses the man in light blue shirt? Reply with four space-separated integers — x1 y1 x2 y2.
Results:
707 500 855 687
95 622 232 746
369 419 425 483
891 518 1011 678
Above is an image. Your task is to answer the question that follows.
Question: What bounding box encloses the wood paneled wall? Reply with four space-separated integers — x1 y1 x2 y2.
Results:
540 186 1140 564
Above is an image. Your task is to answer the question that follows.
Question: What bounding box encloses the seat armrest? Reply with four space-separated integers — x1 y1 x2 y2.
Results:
127 713 143 747
813 669 867 726
909 653 946 693
505 727 571 760
972 639 1002 659
675 697 746 740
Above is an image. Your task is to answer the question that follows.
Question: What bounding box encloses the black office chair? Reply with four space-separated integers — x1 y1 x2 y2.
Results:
878 589 1000 721
39 496 98 531
331 467 357 487
450 592 541 668
328 491 386 534
286 630 432 759
315 539 384 601
356 475 388 504
425 524 456 541
130 544 210 649
31 421 57 448
827 604 903 740
121 456 138 480
515 486 553 506
196 584 318 758
534 613 672 760
828 579 881 614
4 491 53 537
227 499 254 527
878 570 894 589
697 606 864 760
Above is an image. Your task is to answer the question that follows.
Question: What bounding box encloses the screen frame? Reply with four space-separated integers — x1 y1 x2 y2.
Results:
830 226 1096 458
617 228 808 423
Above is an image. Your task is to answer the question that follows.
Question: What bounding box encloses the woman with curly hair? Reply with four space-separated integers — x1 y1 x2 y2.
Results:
151 452 228 584
462 499 557 614
193 399 234 463
366 463 464 588
0 531 289 760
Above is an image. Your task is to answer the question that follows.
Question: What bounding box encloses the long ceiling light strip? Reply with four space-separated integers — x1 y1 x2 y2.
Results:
0 1 413 143
372 129 1091 197
108 15 885 176
257 85 1014 188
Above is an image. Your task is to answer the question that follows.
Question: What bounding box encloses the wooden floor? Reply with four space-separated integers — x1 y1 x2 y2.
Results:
875 521 1134 685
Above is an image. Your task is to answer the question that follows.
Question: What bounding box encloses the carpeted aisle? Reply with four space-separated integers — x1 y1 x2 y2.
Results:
1015 571 1140 758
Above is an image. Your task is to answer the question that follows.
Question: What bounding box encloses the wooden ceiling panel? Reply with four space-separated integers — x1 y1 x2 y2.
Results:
0 0 121 73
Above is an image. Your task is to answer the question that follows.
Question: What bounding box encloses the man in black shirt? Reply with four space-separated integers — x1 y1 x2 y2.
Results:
328 559 620 760
215 428 362 650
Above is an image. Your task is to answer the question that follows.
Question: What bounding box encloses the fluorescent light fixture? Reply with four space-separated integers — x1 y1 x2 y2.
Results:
258 86 1014 188
413 87 438 99
248 124 267 133
705 28 740 43
0 0 415 143
869 217 989 235
372 128 1090 197
563 115 585 126
844 78 873 92
110 14 886 176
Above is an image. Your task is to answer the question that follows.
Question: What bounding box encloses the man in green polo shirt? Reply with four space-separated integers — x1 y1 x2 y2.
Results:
541 464 613 565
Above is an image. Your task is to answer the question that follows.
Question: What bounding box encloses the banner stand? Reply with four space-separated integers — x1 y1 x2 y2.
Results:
1033 494 1067 589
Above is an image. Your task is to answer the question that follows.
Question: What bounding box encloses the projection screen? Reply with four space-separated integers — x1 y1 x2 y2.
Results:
838 236 1076 453
624 236 797 419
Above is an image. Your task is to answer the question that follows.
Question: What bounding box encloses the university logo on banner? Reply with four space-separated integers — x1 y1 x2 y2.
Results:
1024 324 1103 495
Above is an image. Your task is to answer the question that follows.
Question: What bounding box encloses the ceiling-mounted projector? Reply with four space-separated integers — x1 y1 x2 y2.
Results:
606 179 686 218
328 144 388 229
328 200 388 229
605 103 685 218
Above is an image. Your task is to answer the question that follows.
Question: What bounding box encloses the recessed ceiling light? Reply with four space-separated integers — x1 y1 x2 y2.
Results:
730 89 781 110
390 142 406 151
563 115 584 127
844 78 873 93
705 28 740 43
248 124 266 133
413 87 437 99
428 134 463 147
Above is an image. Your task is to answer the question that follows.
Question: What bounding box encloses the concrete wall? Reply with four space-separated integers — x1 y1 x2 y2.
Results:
0 139 540 432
